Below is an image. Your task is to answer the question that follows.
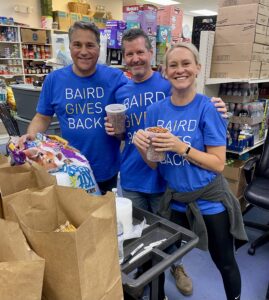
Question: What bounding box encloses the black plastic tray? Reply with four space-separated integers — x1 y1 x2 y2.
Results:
121 207 199 299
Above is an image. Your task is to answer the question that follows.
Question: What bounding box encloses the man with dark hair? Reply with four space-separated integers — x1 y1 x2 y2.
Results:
18 21 128 194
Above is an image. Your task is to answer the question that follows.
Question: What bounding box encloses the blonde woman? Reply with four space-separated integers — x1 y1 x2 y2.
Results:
133 42 247 300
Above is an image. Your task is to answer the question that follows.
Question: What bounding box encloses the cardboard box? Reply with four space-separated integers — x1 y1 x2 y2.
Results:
80 14 92 22
214 24 269 45
212 43 262 62
223 160 247 197
218 0 269 7
260 69 269 77
157 5 183 37
123 5 142 23
148 35 156 66
126 21 140 29
69 12 80 26
211 60 261 78
105 20 127 30
261 62 269 70
53 11 70 31
100 29 123 49
20 28 47 44
123 4 157 35
140 4 157 36
226 178 246 197
156 42 167 65
217 4 269 27
257 14 269 26
157 25 171 43
223 160 244 181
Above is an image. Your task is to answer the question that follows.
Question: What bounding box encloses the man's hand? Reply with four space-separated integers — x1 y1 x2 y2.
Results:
211 97 228 118
104 117 115 136
17 133 36 150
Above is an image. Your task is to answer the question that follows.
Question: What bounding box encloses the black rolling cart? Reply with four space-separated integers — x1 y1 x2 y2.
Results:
121 207 198 300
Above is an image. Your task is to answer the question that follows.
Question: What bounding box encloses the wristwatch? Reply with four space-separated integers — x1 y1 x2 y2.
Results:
182 145 191 158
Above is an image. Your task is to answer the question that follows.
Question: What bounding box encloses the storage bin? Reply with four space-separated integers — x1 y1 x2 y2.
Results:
15 115 61 136
11 84 41 120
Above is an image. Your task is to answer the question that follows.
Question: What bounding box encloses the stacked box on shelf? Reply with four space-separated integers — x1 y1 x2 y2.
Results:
123 5 157 66
100 20 127 65
123 4 157 35
156 5 183 65
157 5 183 39
156 26 171 65
211 3 269 78
53 11 70 31
218 0 269 7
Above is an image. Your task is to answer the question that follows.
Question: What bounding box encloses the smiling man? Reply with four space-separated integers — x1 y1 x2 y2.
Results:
18 21 128 194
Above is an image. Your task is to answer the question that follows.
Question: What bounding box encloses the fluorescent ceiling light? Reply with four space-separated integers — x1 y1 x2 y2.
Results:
144 0 180 5
190 9 218 16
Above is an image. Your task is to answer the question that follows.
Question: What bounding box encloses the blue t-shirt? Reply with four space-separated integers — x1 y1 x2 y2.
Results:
146 94 227 214
37 64 128 182
116 72 171 193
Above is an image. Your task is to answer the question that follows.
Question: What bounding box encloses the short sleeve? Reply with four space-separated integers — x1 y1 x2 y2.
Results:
201 102 227 146
36 74 55 116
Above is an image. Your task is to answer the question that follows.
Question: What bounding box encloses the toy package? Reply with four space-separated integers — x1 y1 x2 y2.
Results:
7 133 101 195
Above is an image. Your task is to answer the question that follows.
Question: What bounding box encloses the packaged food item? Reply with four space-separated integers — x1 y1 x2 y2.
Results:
146 126 168 162
55 221 76 232
7 133 101 195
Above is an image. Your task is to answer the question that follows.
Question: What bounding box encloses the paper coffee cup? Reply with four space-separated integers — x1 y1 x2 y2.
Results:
105 104 126 134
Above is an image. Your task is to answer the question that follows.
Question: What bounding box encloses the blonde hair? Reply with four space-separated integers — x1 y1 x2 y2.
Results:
164 42 200 68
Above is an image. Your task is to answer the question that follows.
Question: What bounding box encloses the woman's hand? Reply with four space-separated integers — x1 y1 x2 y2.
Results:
151 131 186 154
133 129 150 152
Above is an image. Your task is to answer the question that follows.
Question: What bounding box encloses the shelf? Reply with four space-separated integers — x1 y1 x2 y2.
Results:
25 73 47 77
21 42 52 46
0 74 24 78
23 58 50 61
0 24 18 28
206 78 269 85
226 139 265 155
0 58 21 60
0 41 20 44
109 64 126 69
53 29 68 34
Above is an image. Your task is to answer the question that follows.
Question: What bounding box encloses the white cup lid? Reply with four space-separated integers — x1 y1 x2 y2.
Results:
105 104 126 114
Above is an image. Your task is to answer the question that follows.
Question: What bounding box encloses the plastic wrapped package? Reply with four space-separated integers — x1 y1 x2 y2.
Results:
7 133 101 195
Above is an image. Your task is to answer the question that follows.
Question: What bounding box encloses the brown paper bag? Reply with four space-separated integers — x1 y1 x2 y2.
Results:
0 155 10 218
7 185 123 300
0 219 45 300
0 162 56 219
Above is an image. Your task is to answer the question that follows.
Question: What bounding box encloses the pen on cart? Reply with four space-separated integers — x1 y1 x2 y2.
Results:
122 243 144 264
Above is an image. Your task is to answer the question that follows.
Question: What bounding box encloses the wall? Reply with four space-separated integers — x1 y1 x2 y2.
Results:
0 0 123 28
183 14 194 36
52 0 123 20
1 0 42 28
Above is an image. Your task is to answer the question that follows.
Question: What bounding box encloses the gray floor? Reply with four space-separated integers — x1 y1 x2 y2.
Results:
165 207 269 300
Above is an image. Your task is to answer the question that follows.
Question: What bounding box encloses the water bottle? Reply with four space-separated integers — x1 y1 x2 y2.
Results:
117 221 124 264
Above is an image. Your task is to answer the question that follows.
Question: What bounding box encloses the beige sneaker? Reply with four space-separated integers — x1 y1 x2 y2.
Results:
170 264 193 296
